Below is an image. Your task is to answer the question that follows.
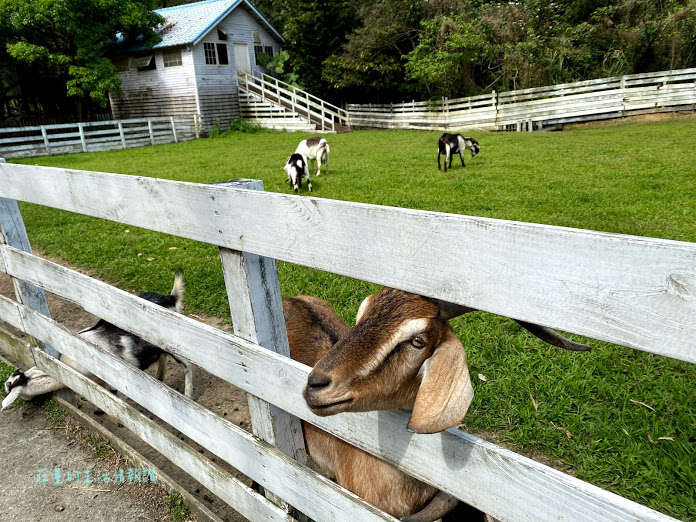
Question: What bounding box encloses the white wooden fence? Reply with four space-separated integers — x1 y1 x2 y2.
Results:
346 68 696 131
0 162 693 522
0 115 199 158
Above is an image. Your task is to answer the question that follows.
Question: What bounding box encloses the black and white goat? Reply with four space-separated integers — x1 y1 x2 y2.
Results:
284 153 313 193
296 137 330 176
2 272 192 410
438 133 480 171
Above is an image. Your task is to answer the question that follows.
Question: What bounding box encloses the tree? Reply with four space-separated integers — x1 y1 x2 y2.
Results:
0 0 163 118
282 0 357 99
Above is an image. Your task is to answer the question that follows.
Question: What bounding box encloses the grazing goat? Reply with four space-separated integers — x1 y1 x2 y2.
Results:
284 288 589 521
296 137 330 176
2 272 192 410
284 153 313 193
438 133 480 171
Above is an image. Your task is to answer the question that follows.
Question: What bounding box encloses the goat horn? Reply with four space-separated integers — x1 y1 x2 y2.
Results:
436 300 590 351
400 490 459 522
515 320 591 351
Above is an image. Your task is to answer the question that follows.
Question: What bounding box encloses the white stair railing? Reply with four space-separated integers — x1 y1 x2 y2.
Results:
238 72 350 131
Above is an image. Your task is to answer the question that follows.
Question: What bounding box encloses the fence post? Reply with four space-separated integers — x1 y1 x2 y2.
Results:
211 178 308 520
118 121 126 149
0 159 60 361
321 100 326 132
78 122 87 152
170 116 178 143
147 118 155 146
40 126 52 155
194 114 201 139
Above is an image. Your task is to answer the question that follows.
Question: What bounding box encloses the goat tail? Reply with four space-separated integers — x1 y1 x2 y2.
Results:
400 491 459 522
171 271 185 310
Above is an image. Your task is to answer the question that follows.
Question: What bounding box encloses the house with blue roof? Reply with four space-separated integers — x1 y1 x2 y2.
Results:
108 0 283 129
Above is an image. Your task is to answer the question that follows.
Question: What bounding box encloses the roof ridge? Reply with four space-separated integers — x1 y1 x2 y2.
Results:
156 0 234 15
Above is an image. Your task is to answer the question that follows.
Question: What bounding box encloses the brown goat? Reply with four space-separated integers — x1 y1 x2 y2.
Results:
284 288 589 520
284 290 473 520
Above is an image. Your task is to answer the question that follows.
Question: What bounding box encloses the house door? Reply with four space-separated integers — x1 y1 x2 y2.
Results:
234 44 251 76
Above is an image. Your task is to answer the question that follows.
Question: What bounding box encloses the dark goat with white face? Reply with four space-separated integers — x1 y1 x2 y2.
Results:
284 153 313 193
438 133 480 171
2 272 192 410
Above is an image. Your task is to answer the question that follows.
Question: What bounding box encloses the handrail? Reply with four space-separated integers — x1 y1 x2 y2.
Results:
238 72 350 131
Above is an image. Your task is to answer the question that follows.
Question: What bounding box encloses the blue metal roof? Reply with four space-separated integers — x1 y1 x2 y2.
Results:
110 0 283 53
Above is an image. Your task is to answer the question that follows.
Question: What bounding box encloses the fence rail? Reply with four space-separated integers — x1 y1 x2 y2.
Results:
0 115 199 158
0 163 692 521
346 68 696 130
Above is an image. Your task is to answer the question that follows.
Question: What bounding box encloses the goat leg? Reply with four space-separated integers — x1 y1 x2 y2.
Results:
401 491 459 522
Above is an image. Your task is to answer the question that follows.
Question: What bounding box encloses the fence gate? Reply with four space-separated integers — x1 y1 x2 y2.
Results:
0 161 693 522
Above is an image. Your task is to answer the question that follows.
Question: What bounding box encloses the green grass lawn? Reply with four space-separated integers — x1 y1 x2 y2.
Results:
9 117 696 520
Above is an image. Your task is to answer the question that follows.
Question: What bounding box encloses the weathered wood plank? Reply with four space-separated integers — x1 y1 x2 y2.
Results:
1 164 694 363
216 179 307 516
0 197 60 358
0 249 679 522
0 296 396 522
33 349 296 522
0 325 34 368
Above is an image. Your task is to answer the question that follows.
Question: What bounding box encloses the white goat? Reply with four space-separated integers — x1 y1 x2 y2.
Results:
284 288 589 521
284 153 313 193
2 272 192 410
295 137 329 176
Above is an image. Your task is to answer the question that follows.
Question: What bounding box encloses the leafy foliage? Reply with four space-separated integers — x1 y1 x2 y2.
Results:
0 0 163 110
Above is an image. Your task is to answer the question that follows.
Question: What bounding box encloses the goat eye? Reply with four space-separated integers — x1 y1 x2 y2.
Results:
411 337 426 349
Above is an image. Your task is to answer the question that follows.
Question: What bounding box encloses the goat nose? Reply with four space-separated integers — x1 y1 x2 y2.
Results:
307 371 332 391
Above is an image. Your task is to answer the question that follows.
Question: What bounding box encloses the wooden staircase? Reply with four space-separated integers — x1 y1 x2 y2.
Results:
239 92 317 131
238 73 351 133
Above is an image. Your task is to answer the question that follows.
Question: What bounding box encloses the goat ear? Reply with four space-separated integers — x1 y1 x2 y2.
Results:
407 329 474 434
2 387 22 410
355 294 376 324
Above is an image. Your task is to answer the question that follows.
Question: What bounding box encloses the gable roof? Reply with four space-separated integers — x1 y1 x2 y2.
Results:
109 0 283 54
156 0 283 48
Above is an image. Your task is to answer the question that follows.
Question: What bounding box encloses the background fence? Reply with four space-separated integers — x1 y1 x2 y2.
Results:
0 163 694 521
346 68 696 131
0 115 199 158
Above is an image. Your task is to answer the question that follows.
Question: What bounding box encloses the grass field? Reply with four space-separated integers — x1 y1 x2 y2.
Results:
8 116 696 520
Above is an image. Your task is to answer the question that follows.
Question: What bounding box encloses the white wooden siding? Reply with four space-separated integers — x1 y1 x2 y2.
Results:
192 6 282 129
110 46 198 120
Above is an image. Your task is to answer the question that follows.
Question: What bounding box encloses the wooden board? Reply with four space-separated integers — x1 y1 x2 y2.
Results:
1 165 694 363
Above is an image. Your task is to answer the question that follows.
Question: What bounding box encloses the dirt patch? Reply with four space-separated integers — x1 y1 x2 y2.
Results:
0 263 254 522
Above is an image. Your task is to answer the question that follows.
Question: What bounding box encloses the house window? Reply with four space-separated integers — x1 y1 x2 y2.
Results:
217 28 227 40
204 42 229 66
254 45 264 63
217 43 229 65
204 42 217 64
163 49 183 67
132 54 155 71
264 46 274 58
